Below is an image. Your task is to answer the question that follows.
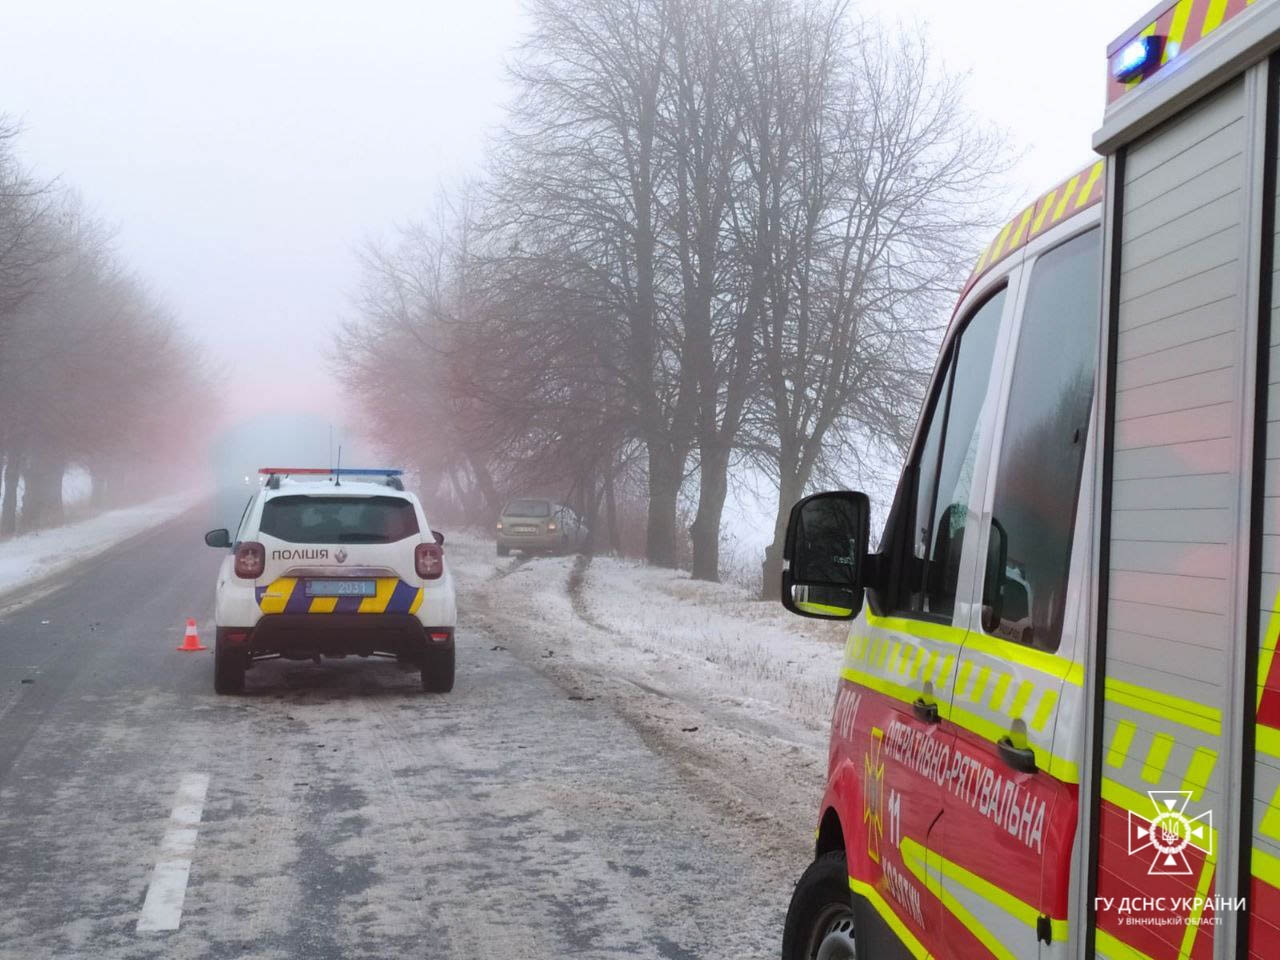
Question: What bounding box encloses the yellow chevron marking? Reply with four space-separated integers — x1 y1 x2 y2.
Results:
1260 782 1280 841
1053 175 1082 221
988 221 1014 262
1031 190 1058 234
358 578 397 614
974 244 993 275
1202 0 1230 35
1163 0 1195 64
1255 845 1280 889
969 666 991 704
1075 161 1103 208
859 614 1081 686
933 653 954 688
1008 680 1034 719
409 588 424 615
308 597 338 614
1178 855 1216 957
957 660 973 698
1259 724 1280 760
1140 733 1175 784
1180 747 1217 803
988 673 1012 712
258 577 298 614
1006 206 1035 249
1259 595 1279 709
842 666 1080 782
1030 688 1058 733
1107 721 1137 768
1095 929 1158 960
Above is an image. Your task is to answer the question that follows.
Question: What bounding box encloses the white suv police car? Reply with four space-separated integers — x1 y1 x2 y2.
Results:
204 468 457 694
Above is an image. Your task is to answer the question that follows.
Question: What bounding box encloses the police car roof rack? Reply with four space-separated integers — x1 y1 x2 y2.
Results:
257 467 404 491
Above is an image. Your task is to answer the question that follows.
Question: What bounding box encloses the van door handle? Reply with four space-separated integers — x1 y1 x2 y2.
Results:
912 698 940 724
997 736 1037 773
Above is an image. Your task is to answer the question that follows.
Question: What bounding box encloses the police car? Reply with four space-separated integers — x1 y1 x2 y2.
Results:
204 468 457 694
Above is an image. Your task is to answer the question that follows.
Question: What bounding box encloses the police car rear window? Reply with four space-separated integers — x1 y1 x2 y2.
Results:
259 496 419 544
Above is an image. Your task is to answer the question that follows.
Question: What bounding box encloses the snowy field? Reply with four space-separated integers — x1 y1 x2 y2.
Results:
0 494 197 603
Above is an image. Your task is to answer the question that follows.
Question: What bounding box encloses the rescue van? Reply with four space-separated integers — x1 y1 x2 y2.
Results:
778 2 1280 957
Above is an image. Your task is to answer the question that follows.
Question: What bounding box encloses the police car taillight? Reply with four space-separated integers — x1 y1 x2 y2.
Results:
415 542 444 580
235 541 265 579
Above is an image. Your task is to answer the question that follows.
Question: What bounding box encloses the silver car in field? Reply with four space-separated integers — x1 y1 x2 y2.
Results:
495 499 588 556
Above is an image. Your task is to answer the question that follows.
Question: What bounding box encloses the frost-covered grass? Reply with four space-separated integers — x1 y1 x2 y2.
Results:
447 532 847 736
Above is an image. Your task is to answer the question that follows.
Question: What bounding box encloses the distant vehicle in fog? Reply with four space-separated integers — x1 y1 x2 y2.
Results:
495 498 587 556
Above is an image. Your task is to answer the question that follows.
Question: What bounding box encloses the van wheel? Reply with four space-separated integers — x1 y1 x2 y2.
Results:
497 544 509 557
782 850 857 960
214 633 246 695
420 643 455 693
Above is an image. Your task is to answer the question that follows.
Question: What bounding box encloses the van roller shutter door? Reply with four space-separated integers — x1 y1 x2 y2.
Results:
1096 76 1251 960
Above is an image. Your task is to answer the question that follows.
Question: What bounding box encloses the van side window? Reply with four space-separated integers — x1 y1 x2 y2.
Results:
904 288 1007 619
983 230 1100 652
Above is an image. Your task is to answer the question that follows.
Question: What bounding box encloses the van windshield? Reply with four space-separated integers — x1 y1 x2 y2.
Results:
259 495 420 543
504 500 551 518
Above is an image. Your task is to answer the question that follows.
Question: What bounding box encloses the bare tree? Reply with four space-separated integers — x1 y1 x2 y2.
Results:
747 19 1004 596
336 0 1003 586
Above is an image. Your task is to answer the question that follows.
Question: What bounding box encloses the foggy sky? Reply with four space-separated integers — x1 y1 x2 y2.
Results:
1 0 1135 430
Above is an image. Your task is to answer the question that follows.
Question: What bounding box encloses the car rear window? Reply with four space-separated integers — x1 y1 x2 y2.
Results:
259 495 419 543
504 499 550 518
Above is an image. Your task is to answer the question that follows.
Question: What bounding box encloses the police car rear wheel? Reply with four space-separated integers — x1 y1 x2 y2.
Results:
782 850 857 960
420 643 455 693
213 632 246 695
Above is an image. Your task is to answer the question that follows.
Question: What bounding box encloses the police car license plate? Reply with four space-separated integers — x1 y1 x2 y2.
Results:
305 579 377 597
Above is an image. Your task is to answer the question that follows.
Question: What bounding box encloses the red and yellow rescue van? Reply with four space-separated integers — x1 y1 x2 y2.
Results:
779 2 1280 958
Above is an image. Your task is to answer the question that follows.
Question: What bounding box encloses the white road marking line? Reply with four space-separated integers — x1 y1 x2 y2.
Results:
136 772 210 933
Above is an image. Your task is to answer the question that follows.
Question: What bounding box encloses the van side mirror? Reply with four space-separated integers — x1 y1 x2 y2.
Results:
781 491 870 620
204 528 232 549
432 530 445 546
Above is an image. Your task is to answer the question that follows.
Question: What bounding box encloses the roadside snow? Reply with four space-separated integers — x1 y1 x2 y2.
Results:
449 533 849 876
0 494 197 599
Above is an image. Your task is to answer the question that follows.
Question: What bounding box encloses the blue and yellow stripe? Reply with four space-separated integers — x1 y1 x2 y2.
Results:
255 578 423 615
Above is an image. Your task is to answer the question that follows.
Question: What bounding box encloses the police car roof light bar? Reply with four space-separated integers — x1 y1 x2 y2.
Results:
256 467 403 476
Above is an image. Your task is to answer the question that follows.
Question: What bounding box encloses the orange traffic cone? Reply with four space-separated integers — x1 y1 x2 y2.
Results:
177 617 207 652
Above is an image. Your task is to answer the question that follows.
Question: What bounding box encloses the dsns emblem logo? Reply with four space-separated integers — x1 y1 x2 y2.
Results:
1127 790 1213 876
864 727 885 864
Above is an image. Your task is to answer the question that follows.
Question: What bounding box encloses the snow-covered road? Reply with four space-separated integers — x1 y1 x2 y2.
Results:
0 516 849 959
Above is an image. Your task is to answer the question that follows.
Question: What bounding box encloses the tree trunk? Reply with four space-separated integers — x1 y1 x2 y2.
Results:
20 453 64 532
604 469 620 554
645 444 682 568
760 469 806 600
0 446 20 537
466 453 501 522
689 444 731 582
